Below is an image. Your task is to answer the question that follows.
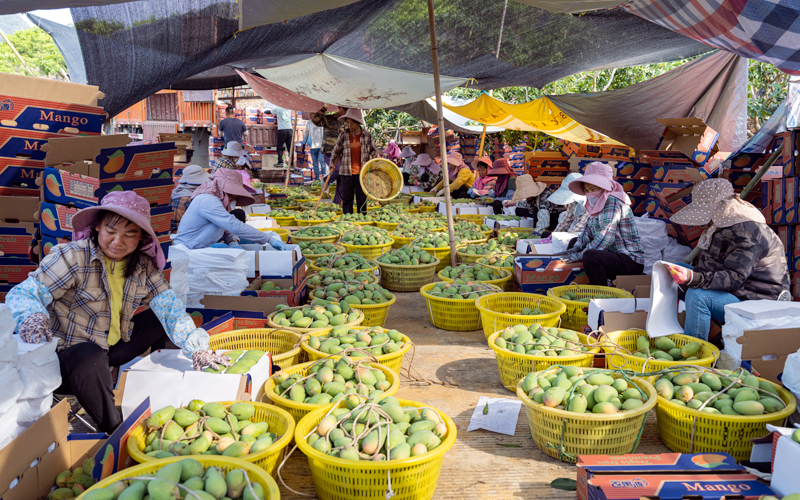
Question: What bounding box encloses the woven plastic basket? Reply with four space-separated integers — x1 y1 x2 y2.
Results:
419 283 502 331
76 456 280 499
266 307 365 337
360 158 404 201
340 240 394 260
497 226 536 238
648 374 796 460
374 221 400 231
476 293 566 339
438 268 512 291
208 328 304 370
271 215 296 227
378 259 440 292
300 329 411 374
264 361 398 423
517 367 656 463
349 294 397 327
307 260 380 276
301 245 346 264
290 231 342 245
126 401 294 476
295 218 333 227
600 330 720 373
456 214 487 223
418 205 436 212
488 330 601 392
267 227 290 242
547 285 633 330
295 398 456 500
421 246 459 272
455 248 487 264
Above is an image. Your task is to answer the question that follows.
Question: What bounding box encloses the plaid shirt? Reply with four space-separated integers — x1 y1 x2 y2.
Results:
171 196 191 232
311 110 346 155
214 155 242 171
14 238 170 351
554 203 590 233
329 127 379 176
566 195 644 264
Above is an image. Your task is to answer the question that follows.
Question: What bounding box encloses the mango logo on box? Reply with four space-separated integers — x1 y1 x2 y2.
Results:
104 150 125 174
45 173 61 197
0 99 13 111
654 166 664 179
43 241 53 256
190 311 203 327
690 454 729 469
617 163 633 176
731 174 750 187
522 259 543 269
645 200 657 213
108 185 124 192
733 155 754 167
41 208 58 231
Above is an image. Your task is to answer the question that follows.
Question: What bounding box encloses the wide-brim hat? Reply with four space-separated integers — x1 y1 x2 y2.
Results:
548 172 586 206
569 161 614 195
338 108 364 124
212 168 256 206
71 191 165 270
400 146 416 158
472 156 492 169
221 141 247 157
670 178 764 227
511 174 546 203
488 159 514 176
412 153 432 166
179 164 211 185
237 169 258 194
446 151 464 166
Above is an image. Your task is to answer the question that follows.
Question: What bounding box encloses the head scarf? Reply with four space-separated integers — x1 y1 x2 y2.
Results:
489 159 514 198
192 169 254 211
670 178 766 250
446 152 468 181
568 162 629 217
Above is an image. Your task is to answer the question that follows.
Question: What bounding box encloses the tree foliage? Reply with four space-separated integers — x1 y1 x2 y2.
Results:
0 27 67 79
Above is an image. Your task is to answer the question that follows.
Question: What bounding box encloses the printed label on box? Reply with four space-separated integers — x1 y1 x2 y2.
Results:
39 201 79 238
41 166 100 208
0 95 105 135
0 160 43 196
95 143 176 181
0 128 70 161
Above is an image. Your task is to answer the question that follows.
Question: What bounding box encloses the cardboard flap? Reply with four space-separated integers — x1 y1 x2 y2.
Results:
0 196 39 224
613 275 651 293
43 135 131 170
0 73 104 106
647 261 684 337
737 328 800 356
589 298 651 332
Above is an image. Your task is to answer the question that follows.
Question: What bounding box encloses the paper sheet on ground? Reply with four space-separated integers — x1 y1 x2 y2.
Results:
467 397 522 436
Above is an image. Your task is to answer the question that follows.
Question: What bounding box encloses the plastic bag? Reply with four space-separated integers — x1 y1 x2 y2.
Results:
171 245 249 308
0 406 21 451
783 348 800 402
662 237 692 264
16 395 53 424
0 364 23 418
720 306 800 371
17 352 61 400
167 246 191 306
0 306 17 366
635 216 668 275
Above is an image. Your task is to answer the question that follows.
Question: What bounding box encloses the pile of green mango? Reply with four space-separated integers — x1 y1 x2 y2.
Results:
340 230 393 246
629 335 702 362
390 226 433 240
486 215 521 221
395 219 443 232
141 402 278 461
653 367 788 415
425 282 499 300
307 269 378 288
479 254 514 268
524 368 648 414
375 245 435 266
339 212 373 222
203 350 266 375
310 282 394 305
50 458 96 499
372 212 404 223
268 198 299 208
272 301 359 329
295 210 336 221
453 221 490 232
297 242 342 257
497 230 540 246
314 253 377 271
306 397 447 461
301 200 338 211
494 324 591 356
267 208 297 218
272 358 391 405
416 200 436 208
455 228 486 242
440 263 505 282
324 221 358 233
292 226 341 238
414 211 446 220
258 281 281 291
461 240 514 256
308 326 405 357
411 233 450 248
77 458 267 500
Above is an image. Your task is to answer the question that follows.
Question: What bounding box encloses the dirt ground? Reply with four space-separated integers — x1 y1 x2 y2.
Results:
277 290 671 499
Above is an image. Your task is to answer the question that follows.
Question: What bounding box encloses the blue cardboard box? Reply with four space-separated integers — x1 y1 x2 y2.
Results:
513 255 589 294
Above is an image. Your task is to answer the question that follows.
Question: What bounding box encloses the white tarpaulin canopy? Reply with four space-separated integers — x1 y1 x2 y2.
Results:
511 0 624 13
427 97 505 133
238 0 360 31
255 54 469 109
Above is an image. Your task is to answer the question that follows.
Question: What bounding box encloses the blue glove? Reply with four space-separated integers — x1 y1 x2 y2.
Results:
269 237 286 250
228 241 242 249
488 189 495 198
209 242 228 249
467 187 475 197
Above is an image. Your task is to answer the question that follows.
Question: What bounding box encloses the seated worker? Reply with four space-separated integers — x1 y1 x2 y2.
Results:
468 157 495 198
411 154 442 192
170 164 210 233
501 174 553 232
548 172 590 234
173 168 285 250
564 162 644 285
429 152 475 198
662 178 790 341
486 159 517 214
5 192 231 433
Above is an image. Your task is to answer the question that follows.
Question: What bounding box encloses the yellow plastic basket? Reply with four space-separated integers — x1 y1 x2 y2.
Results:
547 285 634 330
497 226 536 238
76 456 280 499
209 328 303 370
307 260 380 276
300 329 411 374
481 229 492 238
126 401 294 477
290 232 342 245
455 248 487 264
456 214 487 223
438 267 513 291
418 205 436 212
517 367 657 463
419 283 502 331
488 330 601 392
266 307 365 337
374 221 400 231
360 158 404 201
268 227 290 242
271 215 296 227
422 246 460 272
476 255 514 275
301 245 346 264
600 330 720 373
378 259 440 292
295 398 456 500
265 361 398 423
476 293 567 339
648 374 796 460
295 218 333 227
349 294 397 327
340 240 394 260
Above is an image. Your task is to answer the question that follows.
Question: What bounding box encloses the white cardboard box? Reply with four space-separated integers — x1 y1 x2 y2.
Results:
485 218 534 230
766 425 800 497
239 244 302 279
242 204 272 214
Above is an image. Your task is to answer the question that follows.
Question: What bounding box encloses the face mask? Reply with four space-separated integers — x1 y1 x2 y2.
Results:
230 200 237 209
586 191 602 206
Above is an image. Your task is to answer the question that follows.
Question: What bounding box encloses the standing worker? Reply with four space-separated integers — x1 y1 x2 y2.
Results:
303 120 327 181
218 106 248 146
5 192 232 433
312 106 348 202
329 108 379 214
266 105 293 167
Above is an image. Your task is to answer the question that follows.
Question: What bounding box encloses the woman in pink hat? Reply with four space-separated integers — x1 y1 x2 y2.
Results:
429 152 475 198
328 108 380 214
5 191 232 433
564 162 644 285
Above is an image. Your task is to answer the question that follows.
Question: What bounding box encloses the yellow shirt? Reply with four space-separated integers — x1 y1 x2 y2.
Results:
104 256 127 346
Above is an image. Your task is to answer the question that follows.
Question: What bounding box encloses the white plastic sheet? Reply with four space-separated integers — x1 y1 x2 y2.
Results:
661 237 692 264
0 364 23 417
167 246 191 306
170 245 249 308
16 395 53 424
720 303 800 371
647 261 684 337
17 352 61 400
0 306 17 366
635 216 668 274
783 348 800 403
